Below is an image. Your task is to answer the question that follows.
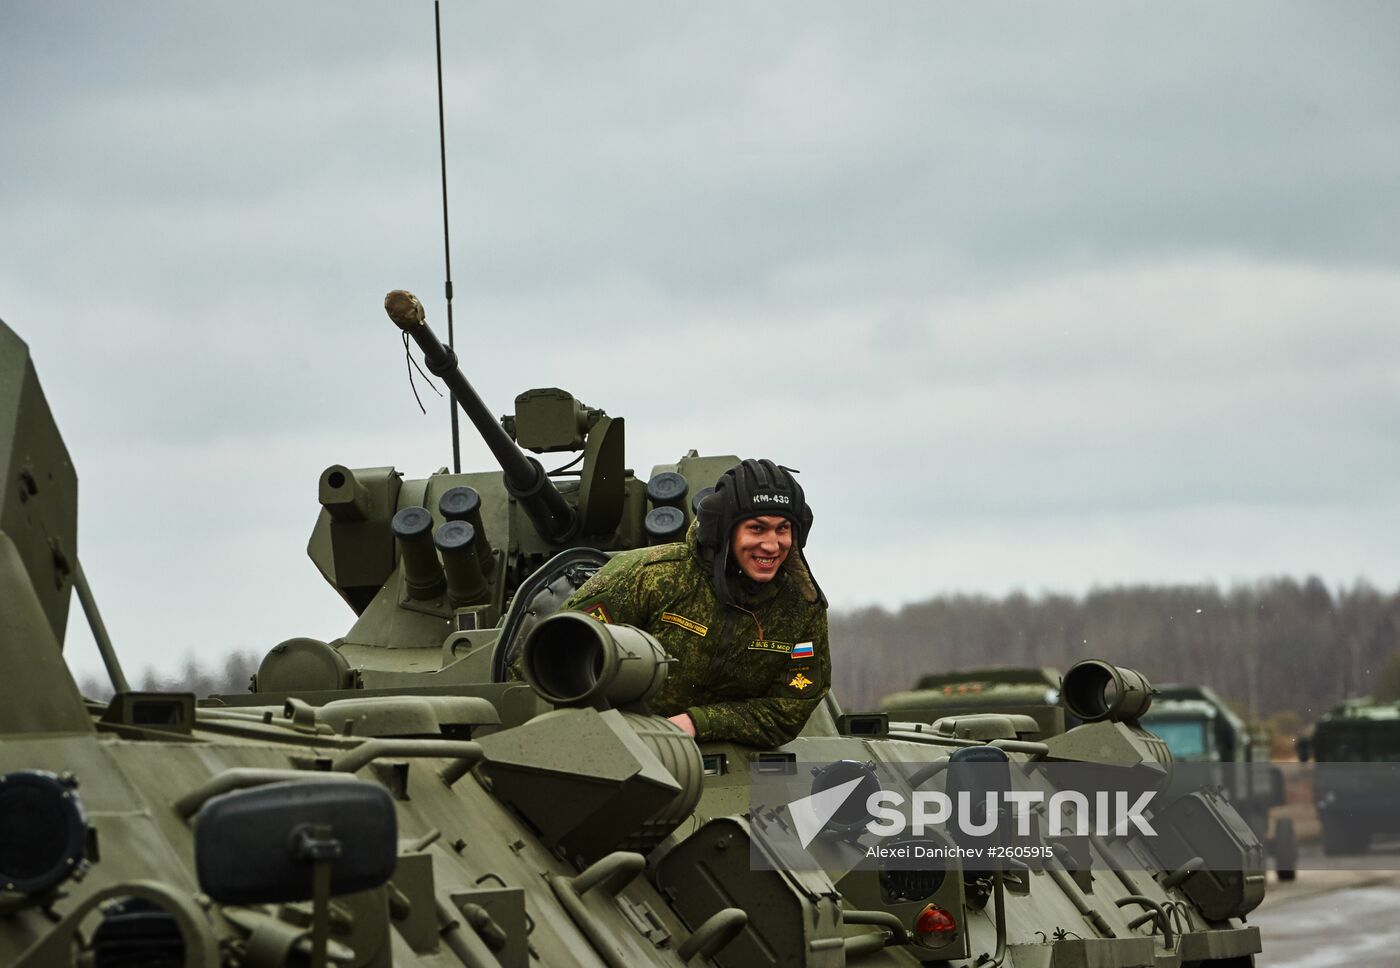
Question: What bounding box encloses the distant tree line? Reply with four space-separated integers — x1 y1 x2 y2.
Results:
78 650 260 701
830 577 1400 728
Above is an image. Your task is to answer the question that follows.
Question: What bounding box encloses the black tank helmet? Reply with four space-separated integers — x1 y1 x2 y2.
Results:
696 459 824 606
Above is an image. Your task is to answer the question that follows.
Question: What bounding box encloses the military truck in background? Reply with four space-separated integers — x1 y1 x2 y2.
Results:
1298 697 1400 855
1140 686 1297 880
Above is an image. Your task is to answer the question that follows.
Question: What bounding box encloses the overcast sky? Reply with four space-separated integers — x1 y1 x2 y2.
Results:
3 2 1399 683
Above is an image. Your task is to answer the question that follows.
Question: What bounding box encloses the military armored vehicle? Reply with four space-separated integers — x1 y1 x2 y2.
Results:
1298 696 1400 855
880 668 1069 741
1140 686 1296 880
885 672 1298 881
0 306 1266 967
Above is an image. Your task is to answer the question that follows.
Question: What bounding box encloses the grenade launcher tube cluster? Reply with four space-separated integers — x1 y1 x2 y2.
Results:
392 307 576 542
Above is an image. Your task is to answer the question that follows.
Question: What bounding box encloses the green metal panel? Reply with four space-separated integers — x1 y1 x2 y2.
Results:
0 533 90 731
0 322 77 645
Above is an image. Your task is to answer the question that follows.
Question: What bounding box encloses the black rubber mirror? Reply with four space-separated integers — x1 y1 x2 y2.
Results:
944 745 1011 864
194 779 397 905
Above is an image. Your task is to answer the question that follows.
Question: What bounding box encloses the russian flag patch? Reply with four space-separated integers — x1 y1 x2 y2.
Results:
791 641 814 660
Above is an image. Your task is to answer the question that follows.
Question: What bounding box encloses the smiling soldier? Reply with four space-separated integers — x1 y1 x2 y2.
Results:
560 458 830 746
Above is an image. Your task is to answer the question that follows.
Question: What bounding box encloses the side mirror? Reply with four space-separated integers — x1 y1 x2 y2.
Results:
194 779 397 905
944 745 1011 862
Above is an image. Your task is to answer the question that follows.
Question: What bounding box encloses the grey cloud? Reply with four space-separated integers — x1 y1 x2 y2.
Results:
5 2 1400 678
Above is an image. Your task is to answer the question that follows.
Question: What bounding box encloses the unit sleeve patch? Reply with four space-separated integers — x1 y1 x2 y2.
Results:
583 602 612 624
660 612 708 637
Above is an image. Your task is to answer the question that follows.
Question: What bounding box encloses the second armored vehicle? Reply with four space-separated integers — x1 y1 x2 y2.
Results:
885 670 1300 879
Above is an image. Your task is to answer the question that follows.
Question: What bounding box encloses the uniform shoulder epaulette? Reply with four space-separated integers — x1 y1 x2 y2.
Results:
783 555 823 605
638 542 692 567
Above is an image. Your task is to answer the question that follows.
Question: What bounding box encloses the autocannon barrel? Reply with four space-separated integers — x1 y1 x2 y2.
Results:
384 290 576 542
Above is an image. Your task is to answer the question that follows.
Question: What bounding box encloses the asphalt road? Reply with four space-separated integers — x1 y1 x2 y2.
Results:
1253 851 1400 968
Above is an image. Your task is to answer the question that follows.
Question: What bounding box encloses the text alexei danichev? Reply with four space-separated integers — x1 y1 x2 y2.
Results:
864 844 1054 860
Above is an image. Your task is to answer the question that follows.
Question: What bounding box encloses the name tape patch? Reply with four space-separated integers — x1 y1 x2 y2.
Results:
748 640 793 654
661 612 708 637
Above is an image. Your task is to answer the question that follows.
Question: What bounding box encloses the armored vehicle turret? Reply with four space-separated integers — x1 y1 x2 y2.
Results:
244 291 743 718
1 311 1268 967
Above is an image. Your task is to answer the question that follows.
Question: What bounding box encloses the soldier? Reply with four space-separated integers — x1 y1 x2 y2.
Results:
560 459 829 747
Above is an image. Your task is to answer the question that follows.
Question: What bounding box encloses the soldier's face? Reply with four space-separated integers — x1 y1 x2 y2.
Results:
730 515 793 582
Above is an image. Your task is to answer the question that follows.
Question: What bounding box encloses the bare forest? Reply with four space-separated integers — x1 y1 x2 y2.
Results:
831 576 1400 730
77 651 260 703
77 577 1400 732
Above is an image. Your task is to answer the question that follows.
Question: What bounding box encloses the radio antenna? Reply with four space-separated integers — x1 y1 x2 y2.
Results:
435 0 462 473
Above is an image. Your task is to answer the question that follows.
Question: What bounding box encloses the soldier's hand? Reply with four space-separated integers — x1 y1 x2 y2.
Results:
668 713 697 738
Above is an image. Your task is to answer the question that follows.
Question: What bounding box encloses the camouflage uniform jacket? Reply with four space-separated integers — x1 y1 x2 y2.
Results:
558 525 829 747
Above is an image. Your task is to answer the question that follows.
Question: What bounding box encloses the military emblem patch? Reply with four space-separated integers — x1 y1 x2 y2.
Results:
788 673 814 691
583 602 612 624
661 612 708 636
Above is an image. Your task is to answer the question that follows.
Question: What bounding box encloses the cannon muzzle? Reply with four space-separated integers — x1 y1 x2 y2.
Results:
521 611 671 711
1061 660 1154 723
385 290 576 542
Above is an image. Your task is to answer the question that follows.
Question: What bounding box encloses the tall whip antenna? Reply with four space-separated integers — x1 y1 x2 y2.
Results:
435 0 462 472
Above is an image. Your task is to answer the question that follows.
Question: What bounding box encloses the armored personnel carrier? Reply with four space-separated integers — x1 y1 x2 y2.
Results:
0 306 1265 967
1299 696 1400 855
880 668 1069 741
885 671 1298 880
